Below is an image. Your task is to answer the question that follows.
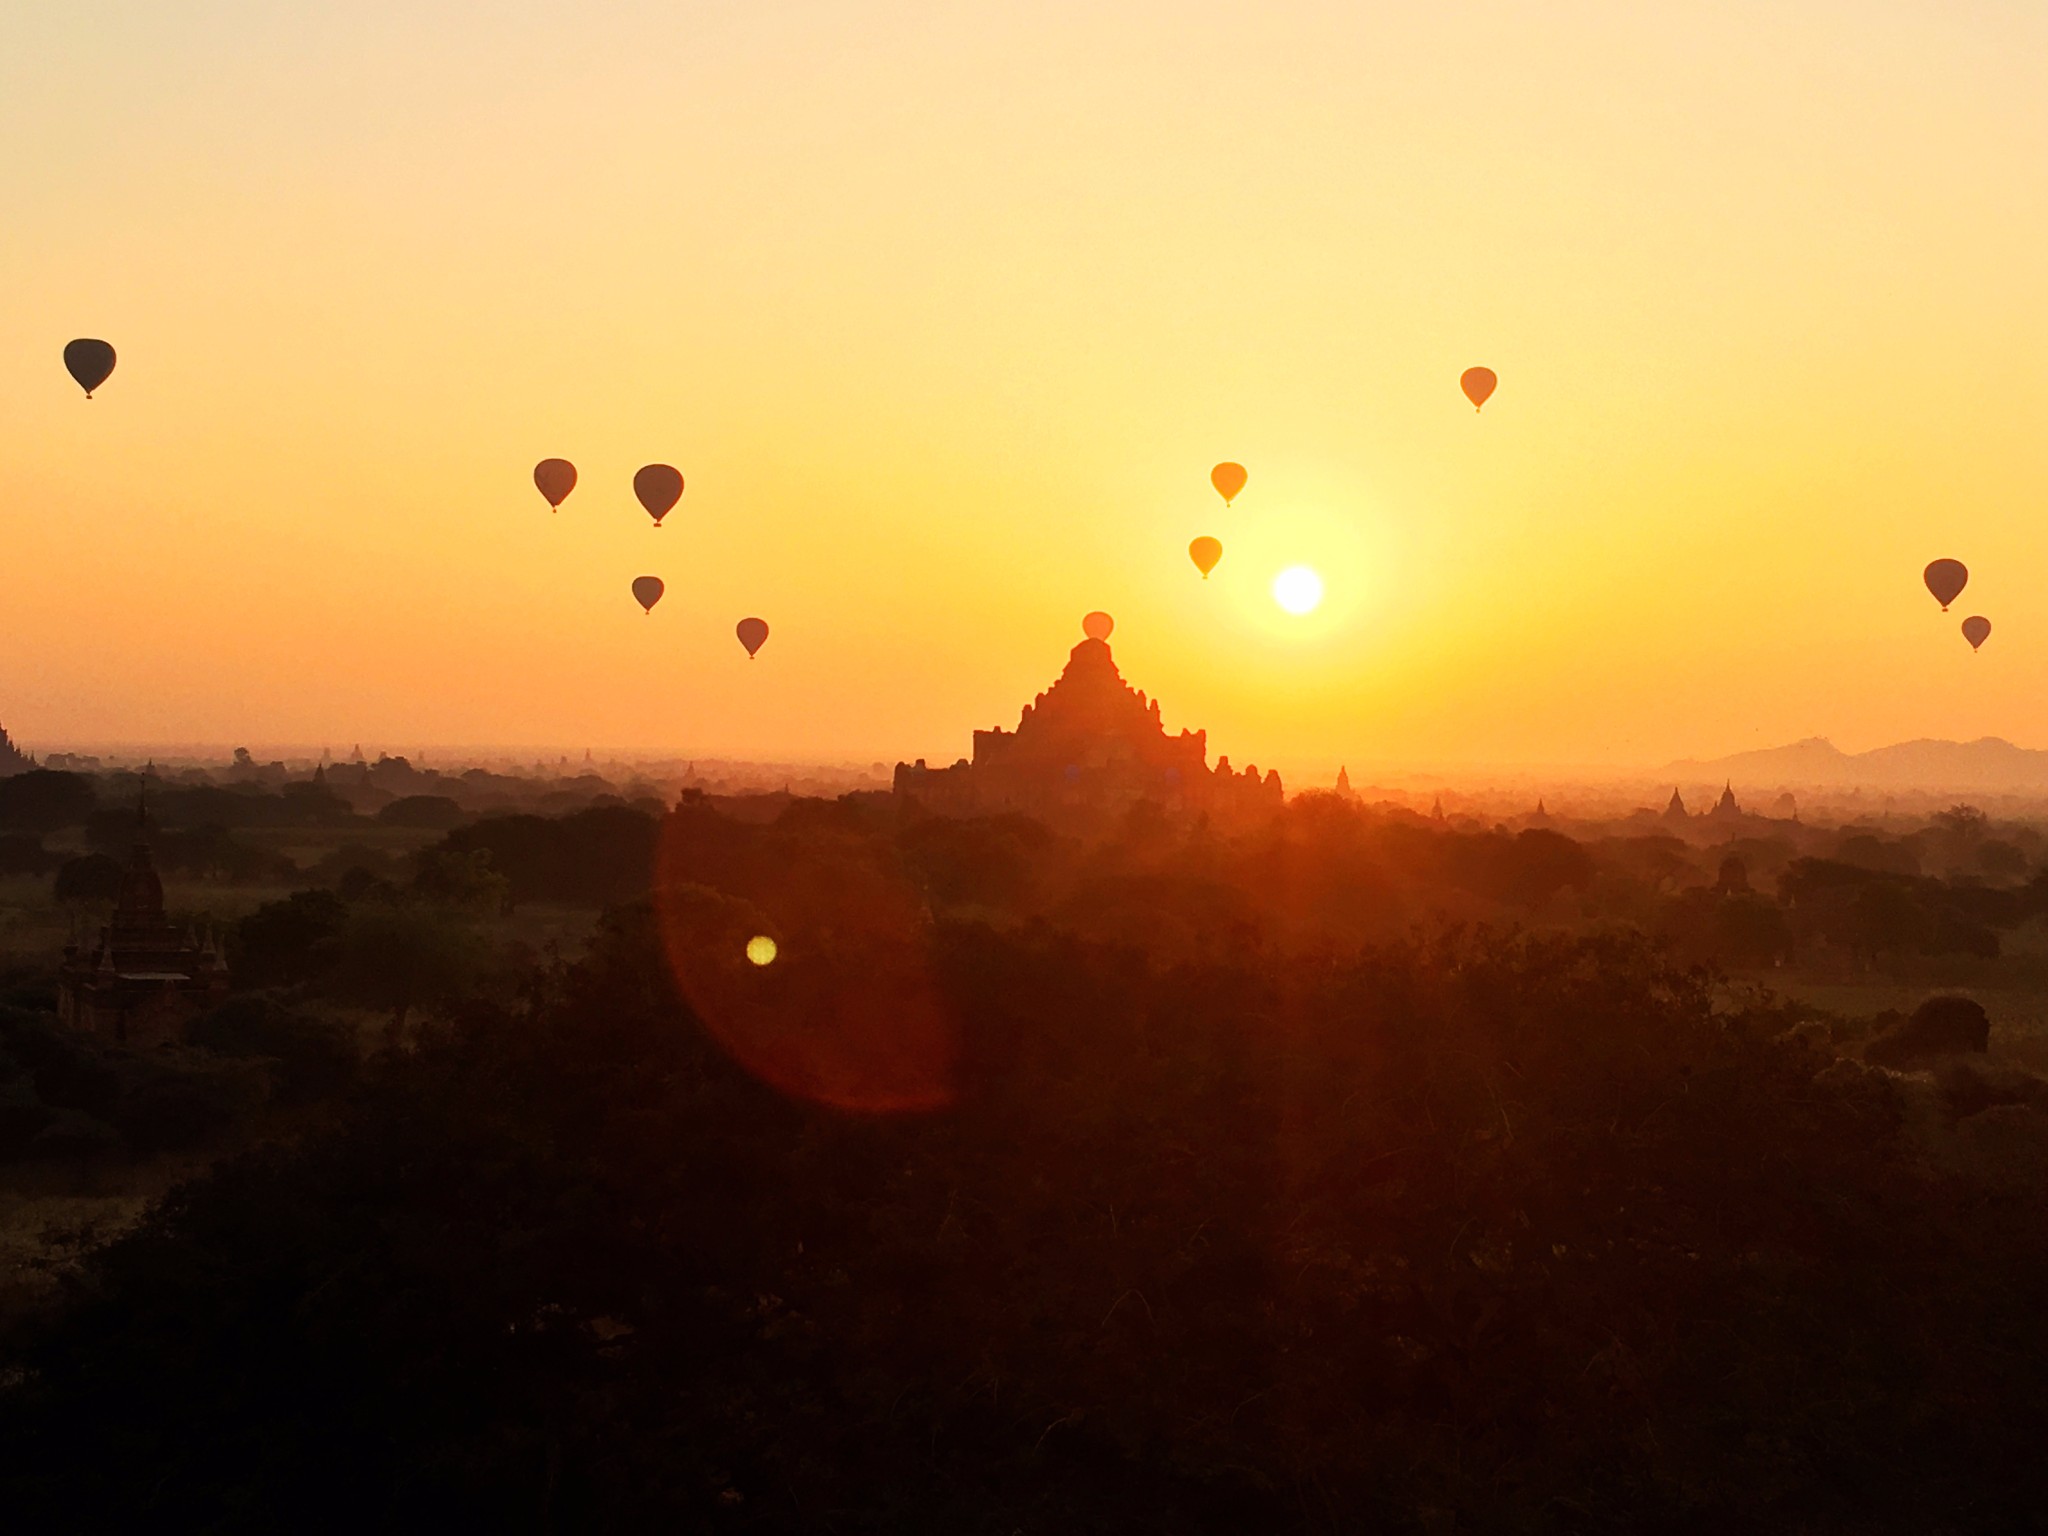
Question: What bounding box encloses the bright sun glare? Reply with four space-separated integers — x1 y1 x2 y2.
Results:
1272 566 1324 615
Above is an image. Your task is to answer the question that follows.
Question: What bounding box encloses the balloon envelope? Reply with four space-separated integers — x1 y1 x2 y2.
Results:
1962 616 1991 651
1461 367 1497 410
632 576 664 614
1082 611 1114 642
1189 536 1222 578
736 617 769 658
1924 559 1968 610
634 464 684 525
1211 462 1247 505
534 458 577 509
64 339 116 397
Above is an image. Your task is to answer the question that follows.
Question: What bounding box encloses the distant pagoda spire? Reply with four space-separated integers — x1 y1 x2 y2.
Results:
1335 765 1353 797
1664 787 1688 820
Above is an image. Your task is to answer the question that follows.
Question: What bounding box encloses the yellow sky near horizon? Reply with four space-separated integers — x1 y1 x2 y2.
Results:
3 1 2043 779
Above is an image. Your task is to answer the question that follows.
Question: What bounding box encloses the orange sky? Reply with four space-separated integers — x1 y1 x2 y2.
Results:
3 2 2044 779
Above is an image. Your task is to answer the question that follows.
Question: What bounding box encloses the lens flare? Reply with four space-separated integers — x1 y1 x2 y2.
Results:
1272 566 1323 614
654 815 955 1114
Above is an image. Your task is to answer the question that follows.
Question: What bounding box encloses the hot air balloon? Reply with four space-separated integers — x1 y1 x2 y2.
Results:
64 339 116 398
1211 462 1247 506
1962 616 1991 651
1924 559 1968 611
534 458 577 510
736 617 769 658
632 576 664 614
634 464 684 527
1461 367 1497 411
1082 611 1114 642
1189 537 1222 579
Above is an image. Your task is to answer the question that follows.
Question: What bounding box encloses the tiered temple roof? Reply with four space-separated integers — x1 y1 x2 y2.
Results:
58 785 228 1044
896 622 1282 824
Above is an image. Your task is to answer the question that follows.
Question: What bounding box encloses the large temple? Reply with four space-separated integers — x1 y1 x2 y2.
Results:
895 620 1283 825
58 793 229 1045
0 720 30 776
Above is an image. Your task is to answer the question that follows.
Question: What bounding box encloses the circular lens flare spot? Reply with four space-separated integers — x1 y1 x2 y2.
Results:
1272 566 1323 614
656 817 956 1114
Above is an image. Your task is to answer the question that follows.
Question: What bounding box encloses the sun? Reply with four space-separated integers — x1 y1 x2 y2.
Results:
1272 565 1324 615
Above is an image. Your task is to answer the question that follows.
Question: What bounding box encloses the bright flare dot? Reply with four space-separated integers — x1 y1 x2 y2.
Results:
1272 566 1324 615
746 935 778 967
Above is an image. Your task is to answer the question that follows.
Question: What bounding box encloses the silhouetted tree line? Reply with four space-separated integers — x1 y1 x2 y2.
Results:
0 1005 310 1160
4 792 2048 1529
435 805 660 907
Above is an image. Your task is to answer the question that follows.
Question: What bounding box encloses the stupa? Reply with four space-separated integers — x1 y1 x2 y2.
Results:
895 617 1283 825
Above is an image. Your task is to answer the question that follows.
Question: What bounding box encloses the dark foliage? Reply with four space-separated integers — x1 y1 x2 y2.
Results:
149 782 358 831
0 833 58 878
434 807 660 907
0 770 96 833
1779 858 2005 962
234 890 351 986
189 995 360 1102
1865 995 1992 1068
335 865 400 903
3 911 2045 1531
379 795 470 831
154 824 298 883
52 853 125 904
0 1008 269 1159
897 812 1056 907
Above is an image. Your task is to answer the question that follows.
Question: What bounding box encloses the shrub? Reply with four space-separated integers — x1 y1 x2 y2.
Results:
1866 994 1992 1068
52 854 125 904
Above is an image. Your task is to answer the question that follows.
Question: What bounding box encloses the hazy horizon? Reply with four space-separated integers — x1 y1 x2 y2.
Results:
33 725 2048 807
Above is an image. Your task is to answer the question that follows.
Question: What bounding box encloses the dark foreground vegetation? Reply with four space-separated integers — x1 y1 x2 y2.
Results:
4 784 2048 1530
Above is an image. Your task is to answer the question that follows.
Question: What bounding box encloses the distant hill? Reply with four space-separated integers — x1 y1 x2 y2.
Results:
1668 736 2048 790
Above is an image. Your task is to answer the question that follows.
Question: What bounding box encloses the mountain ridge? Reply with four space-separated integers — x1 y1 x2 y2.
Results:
1667 736 2048 789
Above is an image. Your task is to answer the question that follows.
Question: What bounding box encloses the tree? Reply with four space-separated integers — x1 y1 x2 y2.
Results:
1504 827 1596 908
377 795 468 831
235 889 350 985
0 834 57 878
1711 892 1793 967
437 807 659 907
328 904 492 1032
1936 804 1989 841
53 853 124 904
410 847 510 912
0 770 96 833
1977 840 2027 880
1850 879 1924 961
